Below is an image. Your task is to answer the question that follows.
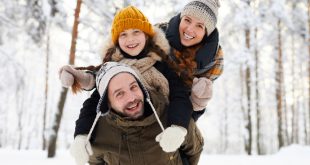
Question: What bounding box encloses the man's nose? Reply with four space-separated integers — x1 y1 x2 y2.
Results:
126 92 136 102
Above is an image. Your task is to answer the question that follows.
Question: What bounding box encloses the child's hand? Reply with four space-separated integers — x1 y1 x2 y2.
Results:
59 65 95 90
69 135 93 165
190 77 213 111
155 125 187 152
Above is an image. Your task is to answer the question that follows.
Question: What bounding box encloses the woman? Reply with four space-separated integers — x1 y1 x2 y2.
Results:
157 0 223 118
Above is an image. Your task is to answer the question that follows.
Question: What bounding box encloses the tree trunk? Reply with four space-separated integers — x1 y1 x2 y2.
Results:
254 27 262 154
42 24 50 150
307 0 310 145
27 0 46 43
276 19 285 148
240 66 248 152
291 34 298 144
245 28 252 155
48 0 59 16
47 0 82 157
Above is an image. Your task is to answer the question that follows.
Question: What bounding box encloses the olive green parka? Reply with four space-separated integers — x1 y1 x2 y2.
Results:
88 89 204 165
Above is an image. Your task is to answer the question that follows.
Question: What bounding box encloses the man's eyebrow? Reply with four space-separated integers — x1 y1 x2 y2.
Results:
112 80 137 95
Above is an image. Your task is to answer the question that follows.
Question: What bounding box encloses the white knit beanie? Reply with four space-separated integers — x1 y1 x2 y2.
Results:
180 0 220 36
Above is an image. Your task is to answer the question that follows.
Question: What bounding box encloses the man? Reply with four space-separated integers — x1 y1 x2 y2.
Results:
72 62 204 165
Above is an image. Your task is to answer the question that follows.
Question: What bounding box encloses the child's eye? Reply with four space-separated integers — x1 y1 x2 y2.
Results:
119 33 126 37
133 30 141 34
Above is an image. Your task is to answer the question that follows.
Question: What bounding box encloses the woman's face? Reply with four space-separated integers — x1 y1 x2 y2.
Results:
118 29 147 56
179 15 206 47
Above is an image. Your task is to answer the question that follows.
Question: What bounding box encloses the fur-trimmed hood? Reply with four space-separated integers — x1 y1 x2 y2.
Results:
101 26 170 62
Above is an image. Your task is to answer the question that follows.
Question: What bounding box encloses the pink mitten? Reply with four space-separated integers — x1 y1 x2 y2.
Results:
190 77 213 111
59 65 95 90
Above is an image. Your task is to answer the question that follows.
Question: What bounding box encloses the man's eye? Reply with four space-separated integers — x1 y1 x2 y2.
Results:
116 91 124 97
131 84 138 90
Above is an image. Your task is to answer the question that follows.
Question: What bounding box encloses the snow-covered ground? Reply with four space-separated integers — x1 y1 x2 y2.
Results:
0 145 309 165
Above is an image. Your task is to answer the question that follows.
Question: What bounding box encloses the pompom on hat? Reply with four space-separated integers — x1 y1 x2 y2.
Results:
180 0 220 36
111 6 155 44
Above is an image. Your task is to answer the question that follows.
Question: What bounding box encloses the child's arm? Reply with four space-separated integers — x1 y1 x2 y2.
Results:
154 62 192 152
155 62 192 129
74 90 100 137
70 90 100 165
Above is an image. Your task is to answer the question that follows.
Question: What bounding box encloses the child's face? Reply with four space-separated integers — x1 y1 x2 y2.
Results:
118 29 147 56
179 15 206 47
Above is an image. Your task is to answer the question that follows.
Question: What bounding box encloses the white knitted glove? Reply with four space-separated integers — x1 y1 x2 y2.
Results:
59 65 95 90
190 77 213 111
155 125 187 152
69 135 93 165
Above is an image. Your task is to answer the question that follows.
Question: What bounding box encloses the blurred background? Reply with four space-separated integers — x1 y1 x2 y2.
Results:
0 0 309 159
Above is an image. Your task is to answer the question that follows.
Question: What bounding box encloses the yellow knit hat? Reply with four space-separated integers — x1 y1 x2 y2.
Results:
111 6 155 44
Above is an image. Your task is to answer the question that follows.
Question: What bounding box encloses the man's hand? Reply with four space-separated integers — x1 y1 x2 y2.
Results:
70 135 93 165
155 125 187 152
190 77 213 111
59 65 95 90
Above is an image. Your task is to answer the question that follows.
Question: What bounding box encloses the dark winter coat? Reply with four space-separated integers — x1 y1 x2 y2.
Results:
156 13 224 119
88 89 204 165
75 27 193 138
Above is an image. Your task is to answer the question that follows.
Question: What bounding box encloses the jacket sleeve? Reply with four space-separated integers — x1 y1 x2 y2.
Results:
180 119 204 165
74 89 100 137
155 62 193 129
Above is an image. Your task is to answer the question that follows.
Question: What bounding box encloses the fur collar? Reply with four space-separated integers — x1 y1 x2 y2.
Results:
101 26 170 62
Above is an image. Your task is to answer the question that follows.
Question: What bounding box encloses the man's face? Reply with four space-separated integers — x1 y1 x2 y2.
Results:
107 73 144 119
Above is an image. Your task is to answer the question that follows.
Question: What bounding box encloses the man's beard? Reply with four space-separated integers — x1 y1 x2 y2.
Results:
118 99 145 120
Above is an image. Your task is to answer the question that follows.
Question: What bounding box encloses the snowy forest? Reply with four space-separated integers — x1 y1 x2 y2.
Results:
0 0 309 159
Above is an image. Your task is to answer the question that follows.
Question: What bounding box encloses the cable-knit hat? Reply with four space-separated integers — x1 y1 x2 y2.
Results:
180 0 220 36
111 6 155 44
95 62 149 113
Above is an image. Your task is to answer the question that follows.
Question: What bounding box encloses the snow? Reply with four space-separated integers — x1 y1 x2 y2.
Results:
0 145 309 165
